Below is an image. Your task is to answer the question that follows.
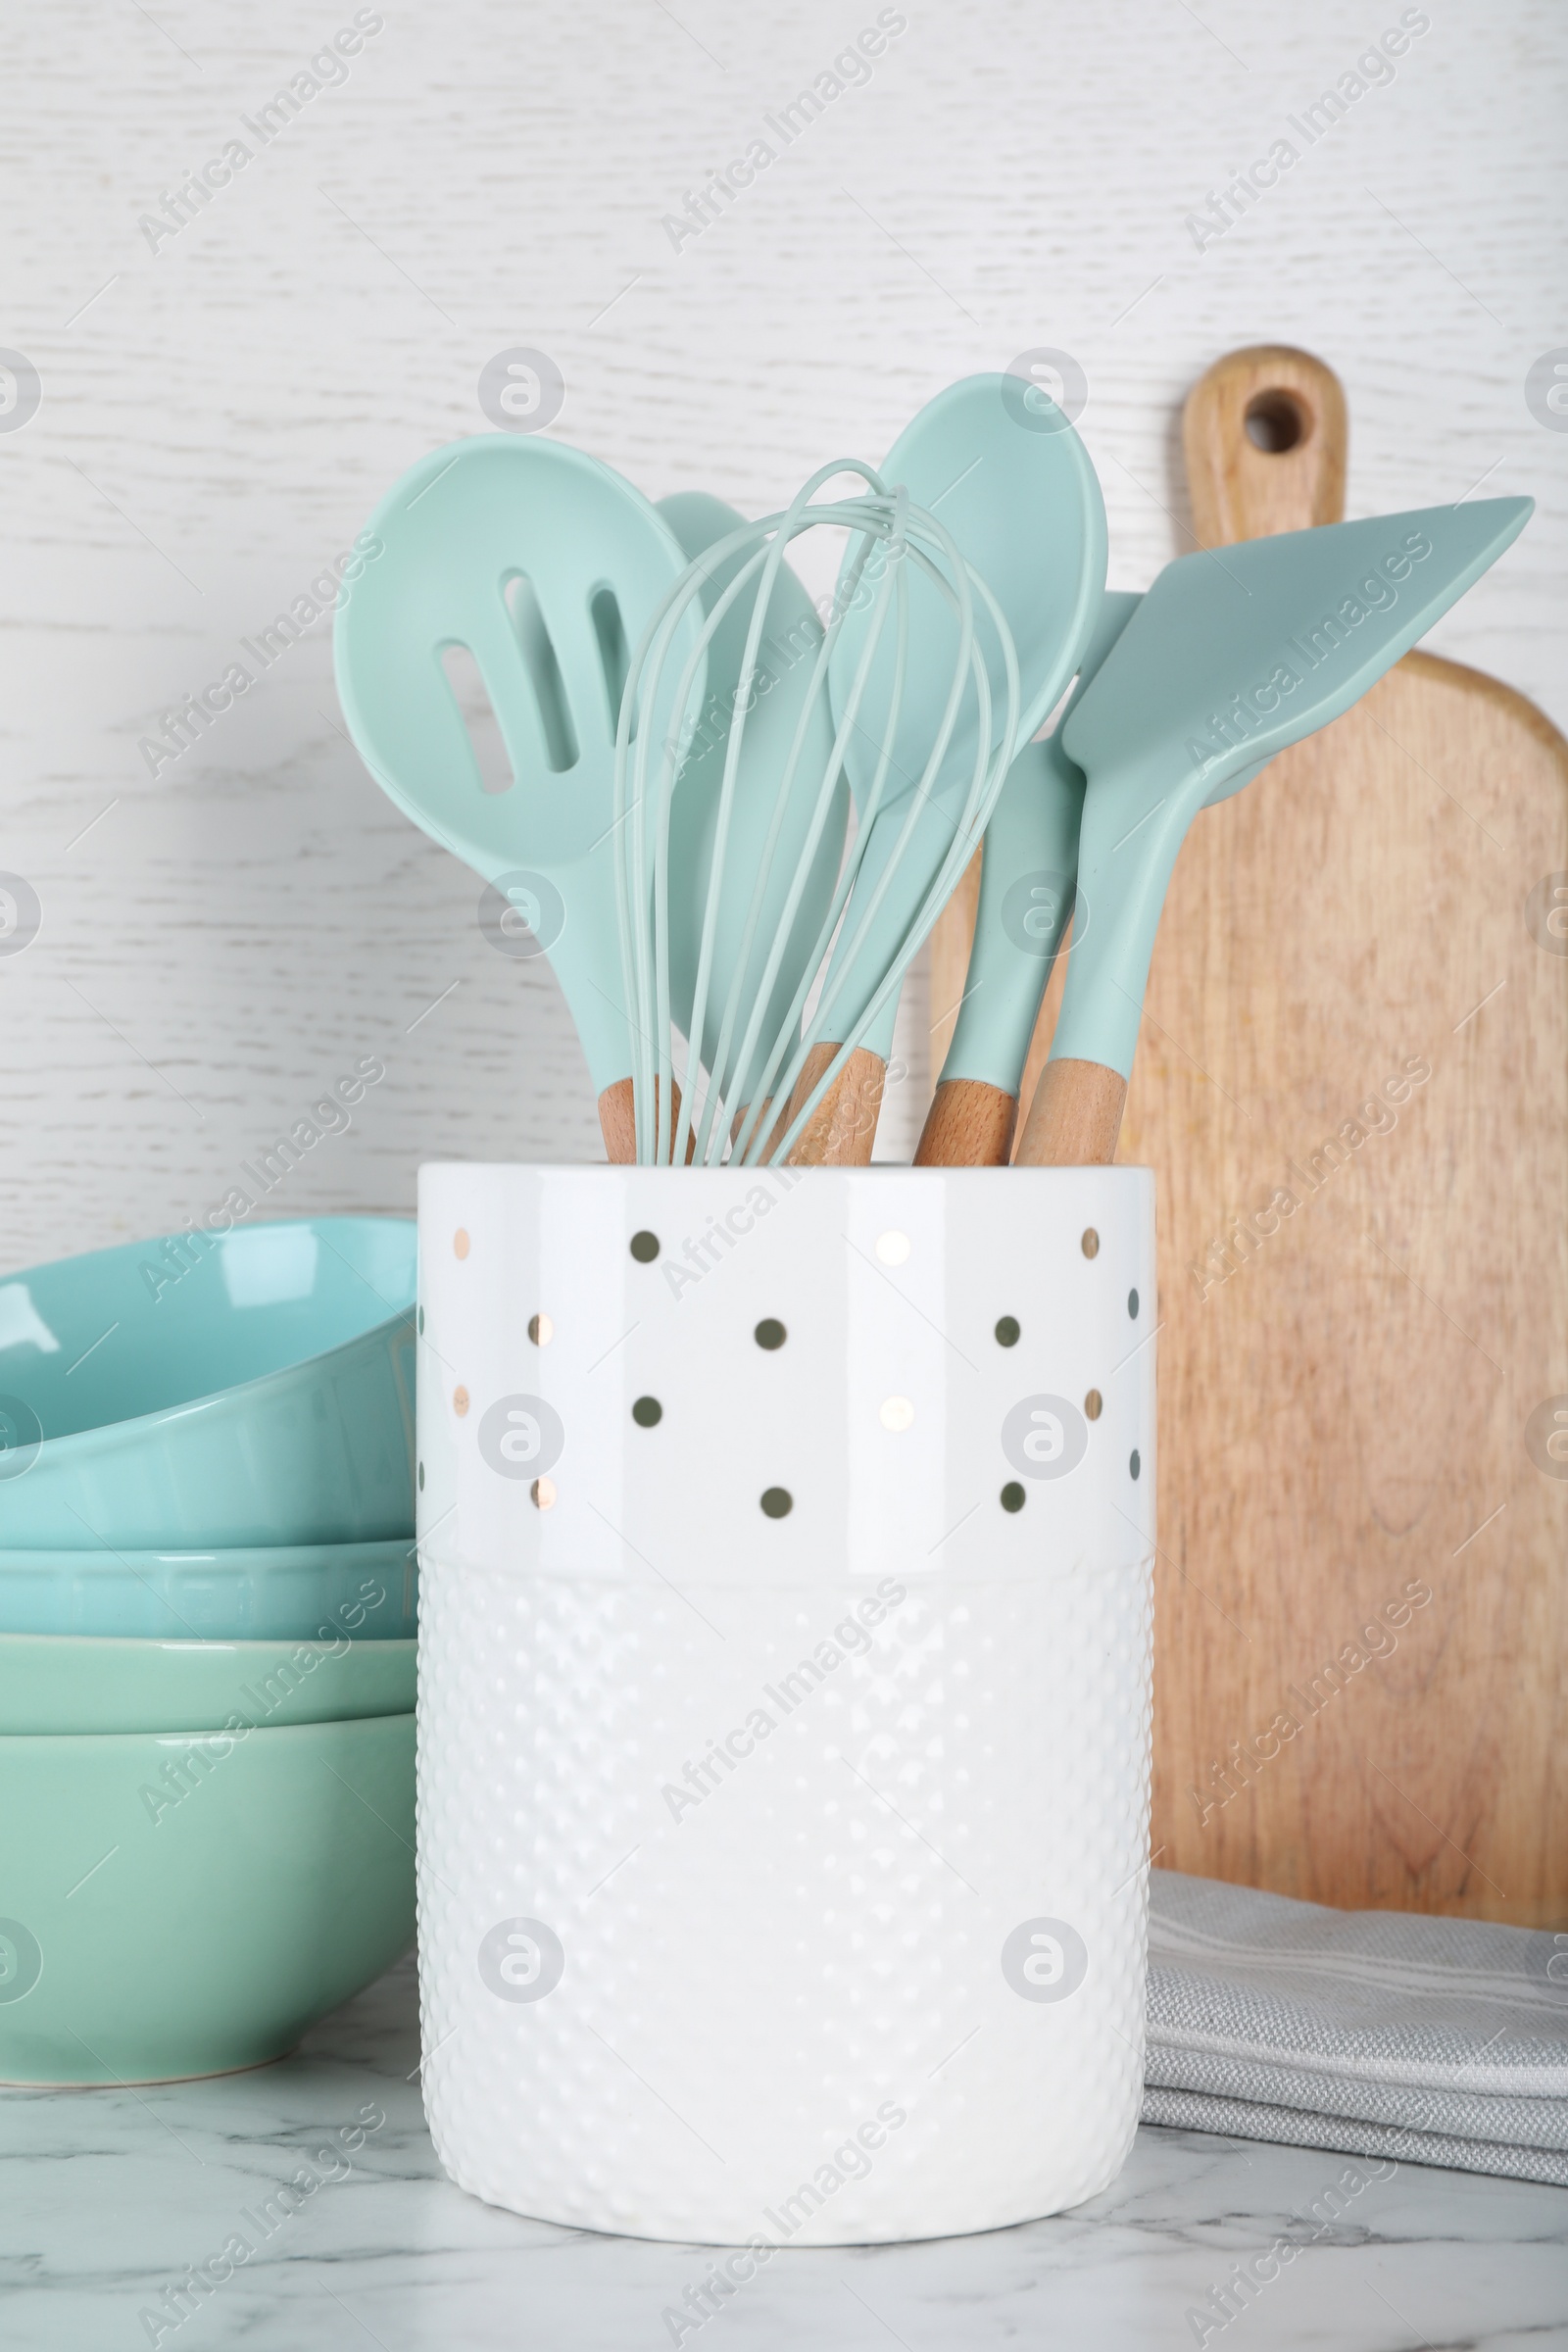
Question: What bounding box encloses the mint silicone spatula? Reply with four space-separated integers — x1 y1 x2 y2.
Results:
919 588 1277 1164
1015 496 1533 1164
793 372 1106 1163
915 589 1141 1167
333 435 705 1162
657 492 849 1158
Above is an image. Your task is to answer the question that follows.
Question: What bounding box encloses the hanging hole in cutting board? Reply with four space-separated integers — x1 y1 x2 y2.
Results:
1244 390 1308 454
439 645 515 795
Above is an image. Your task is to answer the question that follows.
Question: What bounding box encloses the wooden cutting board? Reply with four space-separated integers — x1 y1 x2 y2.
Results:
931 345 1568 1925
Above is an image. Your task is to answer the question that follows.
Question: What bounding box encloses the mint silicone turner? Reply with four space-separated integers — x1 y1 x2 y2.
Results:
1016 496 1533 1164
920 588 1276 1164
658 491 849 1156
796 372 1107 1162
333 435 705 1161
916 589 1141 1166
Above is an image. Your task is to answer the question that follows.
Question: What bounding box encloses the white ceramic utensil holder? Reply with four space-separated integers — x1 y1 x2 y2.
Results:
416 1163 1154 2246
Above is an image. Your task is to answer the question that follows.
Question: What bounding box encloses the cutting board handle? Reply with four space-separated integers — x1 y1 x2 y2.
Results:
1182 344 1348 548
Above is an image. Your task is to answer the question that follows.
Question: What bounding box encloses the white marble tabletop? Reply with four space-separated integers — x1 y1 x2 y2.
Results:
7 1956 1567 2352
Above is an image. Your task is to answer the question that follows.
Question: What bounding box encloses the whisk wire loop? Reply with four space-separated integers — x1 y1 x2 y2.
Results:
615 464 1020 1166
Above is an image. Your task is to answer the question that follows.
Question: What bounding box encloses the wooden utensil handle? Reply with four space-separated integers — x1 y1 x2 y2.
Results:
730 1099 787 1155
1014 1058 1127 1166
598 1076 687 1164
784 1043 885 1165
914 1078 1015 1167
1182 344 1347 546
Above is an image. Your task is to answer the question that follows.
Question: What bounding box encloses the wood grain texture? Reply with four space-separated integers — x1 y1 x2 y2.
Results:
914 1076 1015 1167
1145 357 1568 1925
1182 345 1348 546
784 1043 884 1166
927 845 982 1081
1135 646 1568 1927
1014 1058 1129 1167
596 1080 639 1167
596 1077 690 1166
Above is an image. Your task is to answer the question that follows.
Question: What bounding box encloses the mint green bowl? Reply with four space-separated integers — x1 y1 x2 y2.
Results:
0 1217 416 1549
0 1712 415 2083
0 1632 416 1734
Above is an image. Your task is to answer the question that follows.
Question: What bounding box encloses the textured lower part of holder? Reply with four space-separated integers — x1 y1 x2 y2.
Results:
416 1549 1153 2244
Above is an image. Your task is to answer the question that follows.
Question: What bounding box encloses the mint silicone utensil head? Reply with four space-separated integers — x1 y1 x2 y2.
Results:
801 374 1108 1157
1014 495 1533 1167
1050 499 1533 1086
657 491 849 1141
333 435 705 1138
832 374 1108 798
946 589 1143 1096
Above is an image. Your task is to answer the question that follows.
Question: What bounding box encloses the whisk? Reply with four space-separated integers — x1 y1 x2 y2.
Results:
614 459 1020 1167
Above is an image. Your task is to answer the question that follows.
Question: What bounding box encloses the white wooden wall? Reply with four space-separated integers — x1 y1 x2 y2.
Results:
2 0 1562 1269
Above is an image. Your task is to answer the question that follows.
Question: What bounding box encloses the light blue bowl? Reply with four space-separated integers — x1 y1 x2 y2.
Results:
0 1218 416 1549
0 1536 417 1642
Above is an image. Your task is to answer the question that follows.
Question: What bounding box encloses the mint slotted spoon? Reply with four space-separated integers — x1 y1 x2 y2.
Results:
333 434 705 1160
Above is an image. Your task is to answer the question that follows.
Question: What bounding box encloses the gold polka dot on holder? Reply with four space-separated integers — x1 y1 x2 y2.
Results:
454 1228 470 1260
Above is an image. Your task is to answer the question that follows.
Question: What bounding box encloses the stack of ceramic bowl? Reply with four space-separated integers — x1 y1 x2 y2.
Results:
0 1216 419 2085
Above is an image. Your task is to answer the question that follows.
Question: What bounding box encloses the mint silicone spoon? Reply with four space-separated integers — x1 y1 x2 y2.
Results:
794 373 1107 1164
1015 496 1533 1164
333 435 705 1162
915 589 1141 1167
658 492 849 1158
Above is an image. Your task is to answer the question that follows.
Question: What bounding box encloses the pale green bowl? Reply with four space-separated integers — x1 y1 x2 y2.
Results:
0 1632 416 1734
0 1711 415 2083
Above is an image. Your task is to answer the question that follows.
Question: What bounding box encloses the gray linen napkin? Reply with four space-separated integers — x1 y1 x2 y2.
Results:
1140 1869 1568 2186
